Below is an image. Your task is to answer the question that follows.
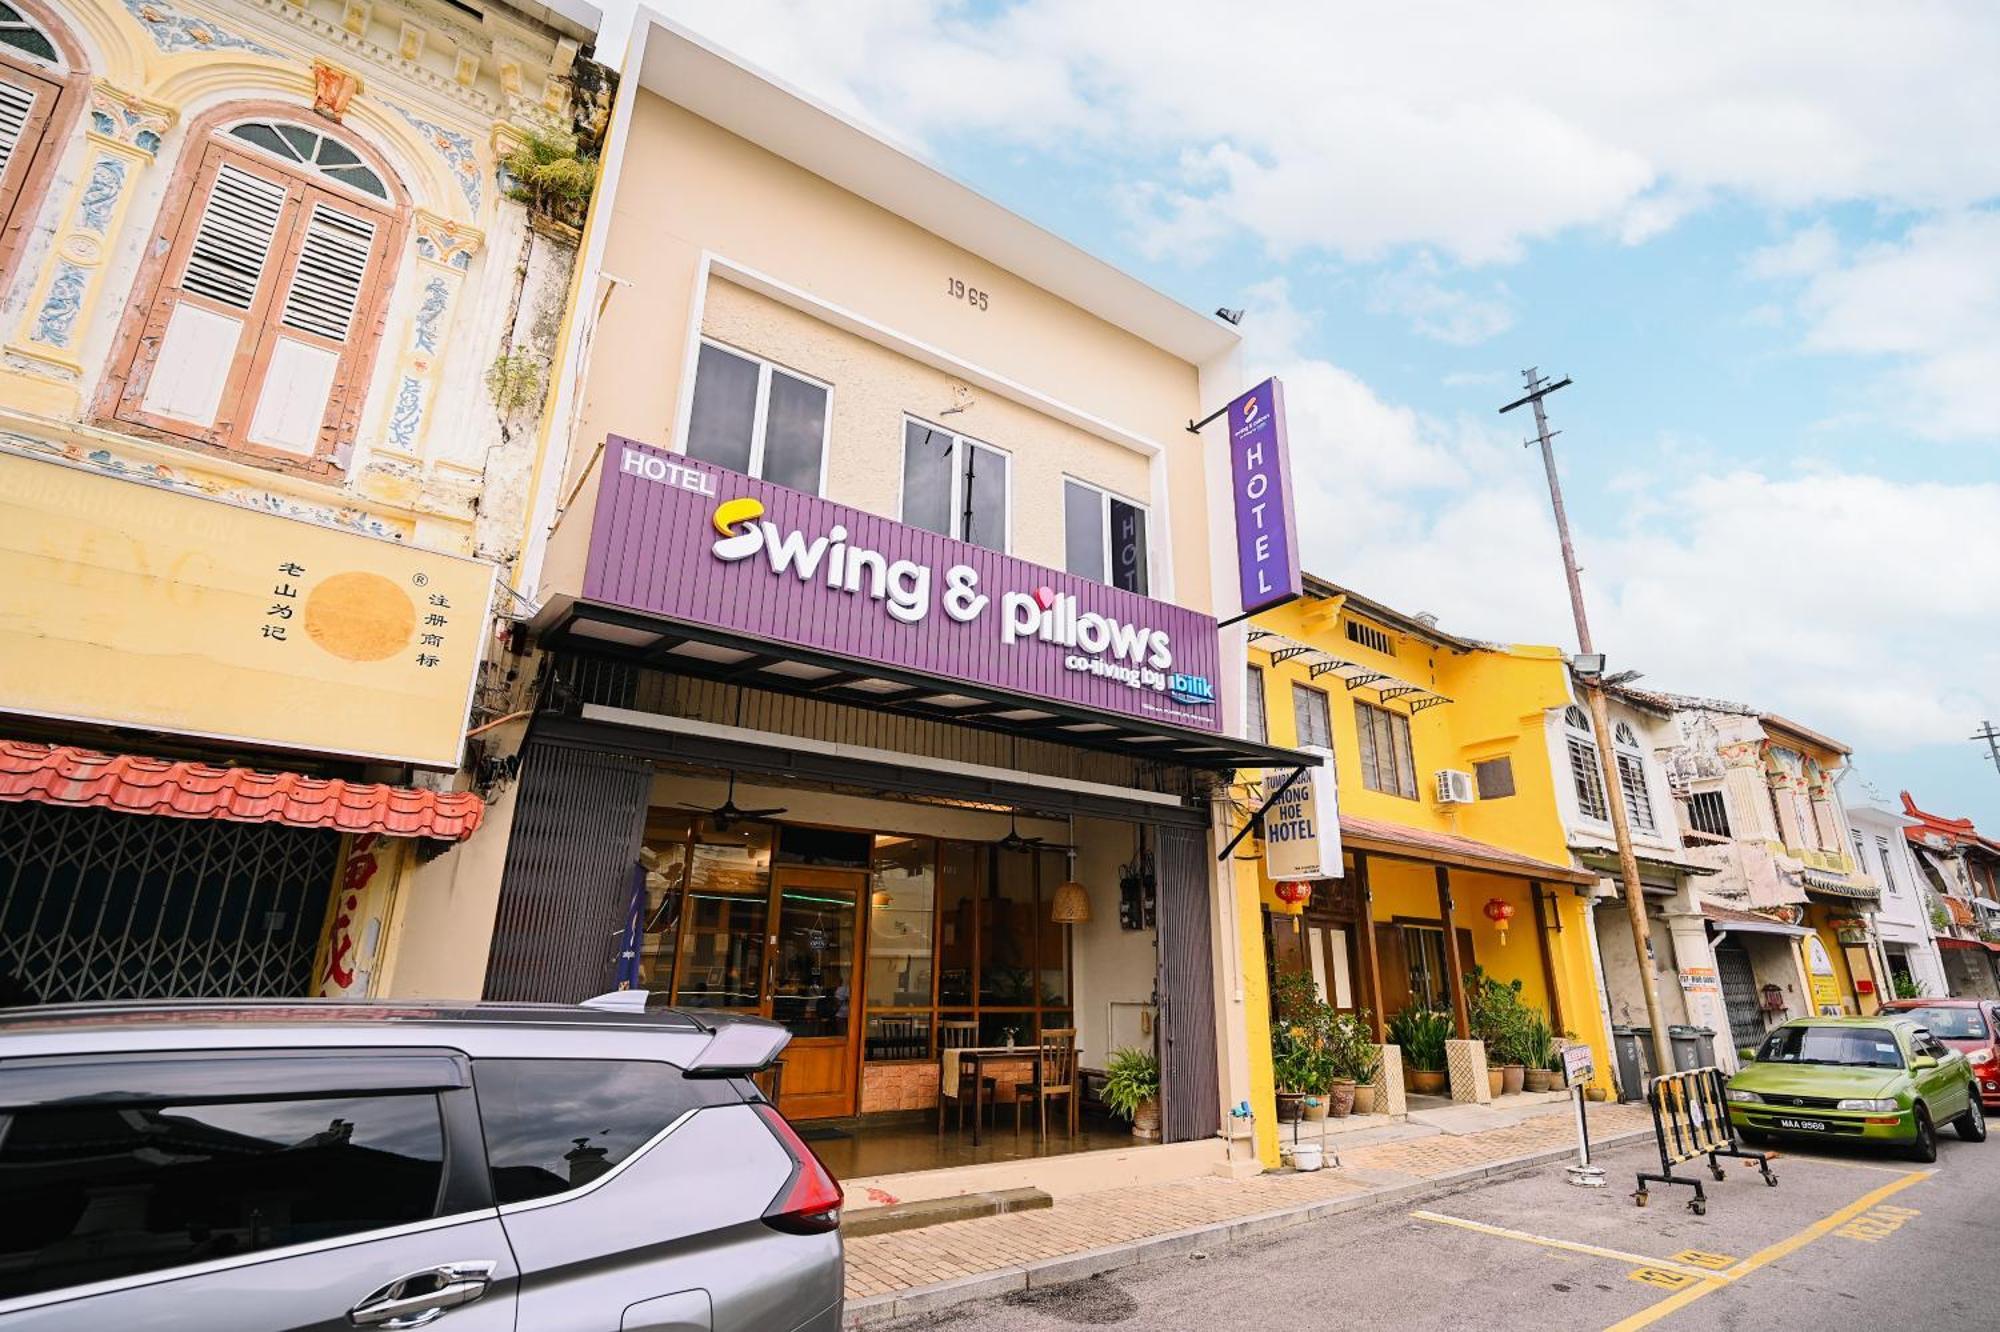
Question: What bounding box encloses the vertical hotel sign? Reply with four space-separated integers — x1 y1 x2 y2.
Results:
1226 377 1301 616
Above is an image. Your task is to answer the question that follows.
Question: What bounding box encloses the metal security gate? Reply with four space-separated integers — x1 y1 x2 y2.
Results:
0 801 339 1002
1714 941 1765 1052
482 739 652 1003
1155 823 1220 1144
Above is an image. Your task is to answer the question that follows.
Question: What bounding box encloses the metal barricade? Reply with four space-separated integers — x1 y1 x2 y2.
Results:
1634 1066 1776 1214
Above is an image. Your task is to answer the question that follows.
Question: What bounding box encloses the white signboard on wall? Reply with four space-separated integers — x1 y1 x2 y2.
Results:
1264 746 1340 881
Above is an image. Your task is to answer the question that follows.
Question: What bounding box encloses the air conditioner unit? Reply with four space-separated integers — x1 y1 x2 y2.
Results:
1435 769 1477 805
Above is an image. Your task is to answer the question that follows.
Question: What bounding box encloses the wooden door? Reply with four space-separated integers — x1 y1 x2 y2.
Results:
765 866 865 1120
1375 924 1411 1016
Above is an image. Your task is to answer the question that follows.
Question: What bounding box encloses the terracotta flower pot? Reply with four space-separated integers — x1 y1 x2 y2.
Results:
1524 1067 1553 1093
1502 1064 1526 1095
1132 1097 1161 1139
1353 1084 1377 1115
1303 1093 1329 1122
1409 1068 1447 1095
1328 1080 1357 1117
1487 1067 1504 1099
1275 1091 1306 1124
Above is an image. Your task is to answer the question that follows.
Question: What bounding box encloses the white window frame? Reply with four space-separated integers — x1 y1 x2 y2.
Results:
899 414 1011 551
689 337 834 496
1062 474 1151 591
1876 835 1902 895
1564 705 1609 824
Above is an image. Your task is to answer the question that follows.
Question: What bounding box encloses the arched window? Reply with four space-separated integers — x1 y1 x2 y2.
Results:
109 114 401 472
1564 706 1608 821
1611 719 1656 833
0 0 74 285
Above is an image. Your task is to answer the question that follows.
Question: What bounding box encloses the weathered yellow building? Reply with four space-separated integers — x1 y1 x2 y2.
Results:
1231 576 1614 1163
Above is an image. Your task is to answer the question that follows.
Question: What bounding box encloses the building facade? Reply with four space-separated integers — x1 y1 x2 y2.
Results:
1641 693 1885 1056
1549 681 1725 1088
0 0 602 1004
1239 579 1613 1111
389 14 1310 1191
1845 789 1949 1001
1900 791 2000 998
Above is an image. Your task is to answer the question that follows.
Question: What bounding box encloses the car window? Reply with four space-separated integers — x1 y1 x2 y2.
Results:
1919 1032 1950 1060
1757 1025 1905 1068
475 1059 733 1206
0 1092 444 1299
1898 1006 1988 1040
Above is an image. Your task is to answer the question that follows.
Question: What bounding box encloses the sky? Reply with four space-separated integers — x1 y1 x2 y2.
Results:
612 1 2000 826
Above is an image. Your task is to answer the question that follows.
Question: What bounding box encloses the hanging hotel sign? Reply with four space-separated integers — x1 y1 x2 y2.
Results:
0 452 494 768
1263 745 1339 881
1224 377 1301 617
585 440 1223 733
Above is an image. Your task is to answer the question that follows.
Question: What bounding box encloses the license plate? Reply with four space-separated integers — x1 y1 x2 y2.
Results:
1777 1117 1828 1131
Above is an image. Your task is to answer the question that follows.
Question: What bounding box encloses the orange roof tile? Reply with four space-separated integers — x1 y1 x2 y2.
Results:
0 741 483 842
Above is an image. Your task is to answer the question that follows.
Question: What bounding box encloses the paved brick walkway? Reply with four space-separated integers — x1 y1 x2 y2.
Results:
844 1101 1654 1306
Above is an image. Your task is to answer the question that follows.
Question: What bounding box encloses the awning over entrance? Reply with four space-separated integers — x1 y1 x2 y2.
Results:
1799 868 1878 903
1702 903 1810 937
0 740 484 841
1339 813 1596 887
1937 936 2000 955
539 598 1315 771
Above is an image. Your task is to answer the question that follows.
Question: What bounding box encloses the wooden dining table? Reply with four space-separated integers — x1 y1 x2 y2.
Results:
944 1045 1046 1146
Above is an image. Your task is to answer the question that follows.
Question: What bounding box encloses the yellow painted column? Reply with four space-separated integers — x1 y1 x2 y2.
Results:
1233 855 1280 1167
1551 889 1618 1097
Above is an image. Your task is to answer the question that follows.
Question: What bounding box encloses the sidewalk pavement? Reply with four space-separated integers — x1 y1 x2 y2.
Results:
843 1099 1656 1326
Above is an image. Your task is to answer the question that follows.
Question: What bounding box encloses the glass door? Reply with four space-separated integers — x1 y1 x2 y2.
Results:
766 866 864 1119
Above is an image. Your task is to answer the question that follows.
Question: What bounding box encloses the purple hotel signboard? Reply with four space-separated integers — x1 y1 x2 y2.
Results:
1225 377 1301 617
583 438 1224 734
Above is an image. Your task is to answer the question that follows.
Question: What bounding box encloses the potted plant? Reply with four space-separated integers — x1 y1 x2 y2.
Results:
1521 1013 1557 1093
1467 967 1529 1095
1325 1011 1376 1117
1350 1029 1382 1114
1102 1046 1161 1139
1388 1005 1451 1095
1271 969 1334 1121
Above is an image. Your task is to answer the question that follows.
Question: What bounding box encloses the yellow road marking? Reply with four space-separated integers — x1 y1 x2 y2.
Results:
1408 1211 1734 1283
1601 1168 1934 1331
1629 1267 1698 1290
1671 1250 1736 1270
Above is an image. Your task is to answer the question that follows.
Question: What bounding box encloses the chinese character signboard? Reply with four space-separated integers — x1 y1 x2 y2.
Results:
584 441 1224 734
0 453 494 768
1262 745 1338 881
1224 377 1301 617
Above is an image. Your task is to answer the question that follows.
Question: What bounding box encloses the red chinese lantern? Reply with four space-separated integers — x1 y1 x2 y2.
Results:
1275 879 1313 908
1484 897 1516 944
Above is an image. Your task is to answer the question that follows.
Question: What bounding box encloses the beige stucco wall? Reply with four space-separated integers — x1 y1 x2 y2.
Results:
700 280 1154 571
544 90 1216 609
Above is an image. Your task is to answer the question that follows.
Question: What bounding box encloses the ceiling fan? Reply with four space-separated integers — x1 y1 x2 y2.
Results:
991 810 1072 853
673 771 786 830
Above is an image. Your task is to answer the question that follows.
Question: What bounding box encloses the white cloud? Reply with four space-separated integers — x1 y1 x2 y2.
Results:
1367 255 1515 345
1233 284 2000 757
644 0 2000 266
1755 210 2000 440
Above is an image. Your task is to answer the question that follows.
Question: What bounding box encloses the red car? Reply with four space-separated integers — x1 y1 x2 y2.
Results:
1884 998 2000 1108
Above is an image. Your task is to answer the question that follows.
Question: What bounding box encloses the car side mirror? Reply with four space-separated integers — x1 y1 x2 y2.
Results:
1912 1055 1938 1070
1737 1046 1757 1063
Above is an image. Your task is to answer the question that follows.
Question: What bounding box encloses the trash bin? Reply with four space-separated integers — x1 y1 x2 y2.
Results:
1668 1025 1703 1072
1612 1025 1658 1102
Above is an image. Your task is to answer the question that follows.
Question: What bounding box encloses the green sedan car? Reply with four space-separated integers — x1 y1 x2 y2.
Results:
1726 1016 1986 1162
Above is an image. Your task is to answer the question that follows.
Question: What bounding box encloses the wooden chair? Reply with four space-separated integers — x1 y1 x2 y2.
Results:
1009 1028 1079 1141
937 1020 980 1137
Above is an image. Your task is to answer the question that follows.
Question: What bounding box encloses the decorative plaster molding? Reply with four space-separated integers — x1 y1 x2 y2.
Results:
394 104 480 211
87 83 176 156
412 209 481 270
122 0 283 56
311 57 361 120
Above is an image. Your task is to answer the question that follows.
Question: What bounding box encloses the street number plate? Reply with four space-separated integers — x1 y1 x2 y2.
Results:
1777 1117 1827 1131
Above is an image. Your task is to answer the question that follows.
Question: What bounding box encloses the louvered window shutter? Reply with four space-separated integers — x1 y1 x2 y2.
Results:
180 163 288 310
0 77 35 181
279 201 376 342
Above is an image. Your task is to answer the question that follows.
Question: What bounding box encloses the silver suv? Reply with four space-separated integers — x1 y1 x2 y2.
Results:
0 999 843 1330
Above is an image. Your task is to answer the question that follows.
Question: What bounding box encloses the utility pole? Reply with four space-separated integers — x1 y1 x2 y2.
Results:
1973 721 2000 780
1501 369 1675 1080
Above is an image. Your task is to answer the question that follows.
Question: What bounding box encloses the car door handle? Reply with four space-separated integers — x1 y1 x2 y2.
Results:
350 1261 497 1328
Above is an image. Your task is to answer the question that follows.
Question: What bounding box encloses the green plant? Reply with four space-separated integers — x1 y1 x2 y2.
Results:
500 124 597 229
486 350 547 416
1518 1011 1557 1071
1270 967 1337 1092
1100 1046 1159 1121
1466 965 1530 1064
1890 973 1927 1000
1327 1010 1379 1083
1388 1005 1452 1072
